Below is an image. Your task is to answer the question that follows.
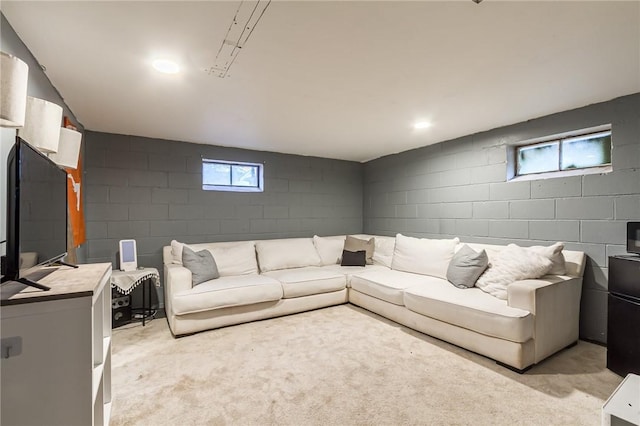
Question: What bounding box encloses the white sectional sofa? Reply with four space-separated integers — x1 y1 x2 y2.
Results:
163 234 586 372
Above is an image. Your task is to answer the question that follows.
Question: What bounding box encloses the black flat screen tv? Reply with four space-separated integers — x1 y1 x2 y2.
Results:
1 136 68 290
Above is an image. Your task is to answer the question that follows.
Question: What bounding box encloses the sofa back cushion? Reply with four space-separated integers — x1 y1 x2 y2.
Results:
208 242 259 276
351 234 396 267
170 240 258 276
313 235 346 266
391 233 460 279
372 236 396 268
255 238 322 272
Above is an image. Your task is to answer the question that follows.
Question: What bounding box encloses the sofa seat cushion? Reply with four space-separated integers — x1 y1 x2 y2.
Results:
264 267 346 299
403 281 533 343
172 274 283 316
350 270 439 305
320 264 391 286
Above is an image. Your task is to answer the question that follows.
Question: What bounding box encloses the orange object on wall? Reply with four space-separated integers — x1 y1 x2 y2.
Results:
66 157 86 247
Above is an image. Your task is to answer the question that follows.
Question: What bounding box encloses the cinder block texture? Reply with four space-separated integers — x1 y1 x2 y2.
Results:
84 131 364 287
363 93 640 344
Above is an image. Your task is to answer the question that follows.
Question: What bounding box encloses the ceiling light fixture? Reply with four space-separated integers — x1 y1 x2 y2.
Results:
152 59 180 74
413 121 432 130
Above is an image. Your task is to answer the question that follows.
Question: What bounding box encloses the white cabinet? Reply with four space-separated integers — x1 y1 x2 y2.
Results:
1 263 112 426
602 373 640 426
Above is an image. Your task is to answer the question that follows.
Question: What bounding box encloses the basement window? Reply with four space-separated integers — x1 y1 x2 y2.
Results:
202 159 264 192
508 125 612 181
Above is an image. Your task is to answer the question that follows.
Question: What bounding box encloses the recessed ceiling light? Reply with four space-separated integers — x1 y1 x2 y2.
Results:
413 121 431 130
152 59 180 74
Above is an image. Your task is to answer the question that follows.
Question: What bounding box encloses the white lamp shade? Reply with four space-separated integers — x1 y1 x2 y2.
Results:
49 127 82 169
0 52 29 127
18 96 63 153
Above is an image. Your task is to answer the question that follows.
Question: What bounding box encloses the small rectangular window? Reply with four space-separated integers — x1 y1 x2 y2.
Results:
515 128 611 178
202 159 264 192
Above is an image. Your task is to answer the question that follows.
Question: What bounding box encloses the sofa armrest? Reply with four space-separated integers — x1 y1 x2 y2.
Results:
164 264 193 315
165 264 192 294
508 276 583 363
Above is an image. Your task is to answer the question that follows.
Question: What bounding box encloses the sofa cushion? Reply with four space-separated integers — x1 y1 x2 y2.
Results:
528 242 566 275
208 242 259 276
256 238 322 272
475 244 552 300
319 264 391 286
170 240 258 276
182 245 219 286
171 239 185 265
344 236 375 264
391 234 460 279
264 267 346 298
313 235 345 266
446 245 488 289
350 269 440 305
172 274 283 315
403 281 534 343
372 236 395 268
349 234 395 267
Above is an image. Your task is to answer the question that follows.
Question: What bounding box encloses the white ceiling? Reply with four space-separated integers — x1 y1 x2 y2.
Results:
2 1 639 162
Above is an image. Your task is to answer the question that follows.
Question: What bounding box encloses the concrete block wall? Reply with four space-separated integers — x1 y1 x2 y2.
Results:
84 131 363 304
363 93 640 344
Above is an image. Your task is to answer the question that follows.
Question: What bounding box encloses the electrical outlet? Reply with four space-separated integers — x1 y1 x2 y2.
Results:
1 336 22 359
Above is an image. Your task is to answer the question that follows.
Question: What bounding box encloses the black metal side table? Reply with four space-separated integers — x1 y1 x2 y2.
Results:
111 267 160 326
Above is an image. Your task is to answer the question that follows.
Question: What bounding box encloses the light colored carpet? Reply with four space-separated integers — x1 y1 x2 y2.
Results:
110 305 622 425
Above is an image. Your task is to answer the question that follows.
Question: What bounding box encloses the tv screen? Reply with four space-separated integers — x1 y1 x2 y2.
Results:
2 137 67 286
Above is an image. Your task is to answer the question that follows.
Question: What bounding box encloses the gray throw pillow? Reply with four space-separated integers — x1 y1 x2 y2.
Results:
182 245 220 286
446 245 489 289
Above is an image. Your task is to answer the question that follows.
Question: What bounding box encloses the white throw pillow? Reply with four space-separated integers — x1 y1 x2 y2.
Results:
207 242 258 276
475 244 553 300
527 242 566 275
255 238 322 272
391 234 460 279
313 235 346 266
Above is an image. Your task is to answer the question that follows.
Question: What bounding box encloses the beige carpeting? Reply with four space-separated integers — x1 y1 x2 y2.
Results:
110 305 622 425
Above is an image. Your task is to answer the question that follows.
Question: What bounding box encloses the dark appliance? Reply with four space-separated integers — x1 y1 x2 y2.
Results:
627 221 640 255
607 255 640 377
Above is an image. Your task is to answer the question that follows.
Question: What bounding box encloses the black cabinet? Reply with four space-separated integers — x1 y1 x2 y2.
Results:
607 256 640 377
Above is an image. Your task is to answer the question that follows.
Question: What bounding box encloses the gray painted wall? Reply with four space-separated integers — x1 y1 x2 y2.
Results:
363 93 640 344
83 131 364 303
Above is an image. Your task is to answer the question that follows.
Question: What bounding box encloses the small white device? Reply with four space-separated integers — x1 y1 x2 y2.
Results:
119 239 138 271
